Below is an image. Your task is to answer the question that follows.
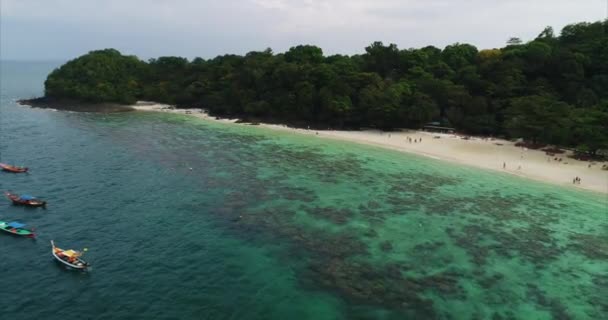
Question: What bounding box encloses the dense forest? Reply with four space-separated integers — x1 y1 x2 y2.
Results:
43 21 608 154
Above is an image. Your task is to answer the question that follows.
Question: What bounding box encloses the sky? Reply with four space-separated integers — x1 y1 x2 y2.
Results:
0 0 606 60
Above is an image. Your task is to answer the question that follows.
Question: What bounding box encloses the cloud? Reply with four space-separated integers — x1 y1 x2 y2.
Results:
0 0 605 60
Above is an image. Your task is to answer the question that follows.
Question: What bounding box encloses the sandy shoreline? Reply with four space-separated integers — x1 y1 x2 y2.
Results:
132 103 608 195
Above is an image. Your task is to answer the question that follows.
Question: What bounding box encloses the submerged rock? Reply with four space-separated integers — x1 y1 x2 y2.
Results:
305 206 354 225
568 233 608 260
380 241 393 252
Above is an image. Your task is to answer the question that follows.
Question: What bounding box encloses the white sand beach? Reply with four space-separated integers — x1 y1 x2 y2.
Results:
132 102 608 195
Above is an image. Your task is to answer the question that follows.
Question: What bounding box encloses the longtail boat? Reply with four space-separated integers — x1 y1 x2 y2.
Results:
0 220 36 238
0 163 28 173
51 240 90 270
5 192 46 207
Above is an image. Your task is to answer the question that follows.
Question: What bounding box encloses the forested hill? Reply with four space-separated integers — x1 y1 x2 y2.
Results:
42 21 607 154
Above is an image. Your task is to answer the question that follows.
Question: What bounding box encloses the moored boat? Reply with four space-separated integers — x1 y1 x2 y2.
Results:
5 192 46 207
0 163 28 173
0 220 36 238
51 240 90 270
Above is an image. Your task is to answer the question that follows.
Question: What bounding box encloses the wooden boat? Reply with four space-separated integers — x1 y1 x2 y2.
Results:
5 192 46 207
0 163 28 173
0 220 36 238
51 240 90 270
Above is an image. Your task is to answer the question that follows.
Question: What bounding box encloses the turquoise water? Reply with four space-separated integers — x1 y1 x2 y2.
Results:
0 61 606 319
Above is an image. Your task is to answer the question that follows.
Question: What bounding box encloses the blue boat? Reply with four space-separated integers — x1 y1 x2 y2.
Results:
0 220 36 238
5 192 46 207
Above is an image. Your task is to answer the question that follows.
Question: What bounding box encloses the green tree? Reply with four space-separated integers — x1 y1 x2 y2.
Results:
569 108 608 155
506 95 571 144
285 45 324 64
41 20 608 151
45 49 146 104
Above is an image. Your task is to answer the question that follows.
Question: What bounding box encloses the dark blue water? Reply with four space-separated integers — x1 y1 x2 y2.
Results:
0 61 606 320
0 61 344 319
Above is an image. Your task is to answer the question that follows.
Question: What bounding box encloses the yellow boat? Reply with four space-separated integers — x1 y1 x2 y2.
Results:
51 240 90 270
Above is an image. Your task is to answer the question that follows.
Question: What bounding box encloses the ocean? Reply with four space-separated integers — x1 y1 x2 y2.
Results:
0 61 606 319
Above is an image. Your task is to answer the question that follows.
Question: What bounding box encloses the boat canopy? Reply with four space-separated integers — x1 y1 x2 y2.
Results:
19 194 35 200
7 222 25 228
62 250 80 258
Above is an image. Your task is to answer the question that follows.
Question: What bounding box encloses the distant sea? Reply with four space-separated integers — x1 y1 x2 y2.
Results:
1 61 606 319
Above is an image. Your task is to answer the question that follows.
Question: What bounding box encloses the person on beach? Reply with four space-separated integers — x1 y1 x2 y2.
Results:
503 162 506 169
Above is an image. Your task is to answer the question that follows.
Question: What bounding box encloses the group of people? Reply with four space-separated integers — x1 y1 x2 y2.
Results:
573 176 582 184
405 136 422 143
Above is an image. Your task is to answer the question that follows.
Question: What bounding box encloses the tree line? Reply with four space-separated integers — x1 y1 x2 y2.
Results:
44 21 608 154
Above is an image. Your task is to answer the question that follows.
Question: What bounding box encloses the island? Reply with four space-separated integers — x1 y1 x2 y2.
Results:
21 20 608 157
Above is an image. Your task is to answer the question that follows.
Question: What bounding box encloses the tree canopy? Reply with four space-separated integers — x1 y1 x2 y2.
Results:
44 21 608 154
45 49 146 104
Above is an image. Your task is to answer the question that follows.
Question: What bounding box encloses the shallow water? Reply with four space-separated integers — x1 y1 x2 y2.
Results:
0 61 606 319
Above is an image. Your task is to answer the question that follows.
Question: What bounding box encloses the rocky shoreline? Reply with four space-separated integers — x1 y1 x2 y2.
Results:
18 97 134 113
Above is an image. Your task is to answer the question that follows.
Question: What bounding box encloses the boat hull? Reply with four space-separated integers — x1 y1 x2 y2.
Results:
0 164 28 173
10 200 46 207
5 193 46 207
0 223 36 238
51 252 89 270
